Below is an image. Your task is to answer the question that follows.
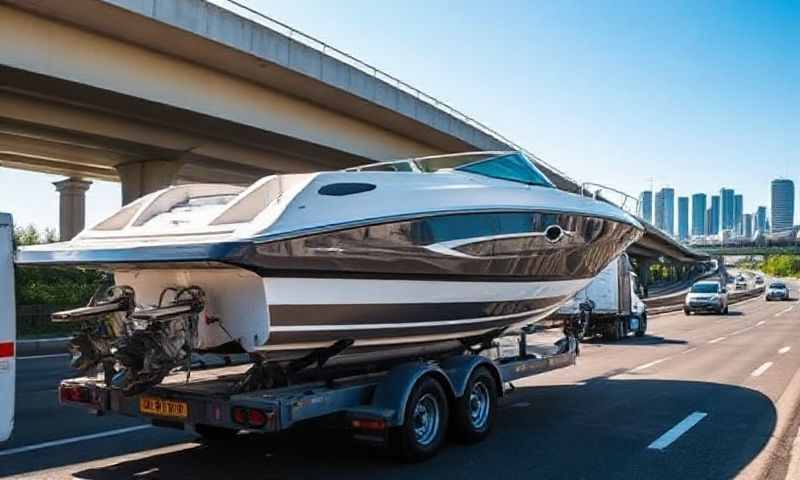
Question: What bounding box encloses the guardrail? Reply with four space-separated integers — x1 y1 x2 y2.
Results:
218 0 578 186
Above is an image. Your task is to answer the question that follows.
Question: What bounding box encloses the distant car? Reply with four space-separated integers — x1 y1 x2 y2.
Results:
685 281 729 315
766 282 790 301
735 279 748 290
755 276 765 285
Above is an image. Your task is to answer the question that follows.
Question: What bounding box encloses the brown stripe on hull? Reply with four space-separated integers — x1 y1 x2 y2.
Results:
268 297 566 327
266 310 554 345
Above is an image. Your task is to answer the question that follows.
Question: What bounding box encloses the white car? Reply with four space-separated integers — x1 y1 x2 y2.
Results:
766 282 790 301
685 281 729 315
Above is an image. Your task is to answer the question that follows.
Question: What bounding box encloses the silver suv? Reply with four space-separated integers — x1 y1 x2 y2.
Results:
685 281 729 315
766 282 790 301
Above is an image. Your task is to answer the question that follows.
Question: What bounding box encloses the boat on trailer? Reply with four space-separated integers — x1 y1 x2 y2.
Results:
17 151 643 392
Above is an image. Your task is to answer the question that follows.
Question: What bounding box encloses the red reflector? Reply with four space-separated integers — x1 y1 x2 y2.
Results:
0 341 14 358
248 409 267 428
352 419 386 431
232 407 247 425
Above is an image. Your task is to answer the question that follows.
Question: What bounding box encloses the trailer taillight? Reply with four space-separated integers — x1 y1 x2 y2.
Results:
0 341 13 358
231 406 273 429
232 407 247 425
248 409 268 428
60 385 90 404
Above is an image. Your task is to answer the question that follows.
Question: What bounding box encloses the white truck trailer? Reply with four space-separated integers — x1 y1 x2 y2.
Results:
555 254 647 341
0 213 15 442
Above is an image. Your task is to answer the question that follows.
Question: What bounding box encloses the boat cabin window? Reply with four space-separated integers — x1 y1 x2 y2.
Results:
455 153 554 187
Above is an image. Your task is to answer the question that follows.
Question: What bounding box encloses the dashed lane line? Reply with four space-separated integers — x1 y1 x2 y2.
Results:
647 412 708 450
757 320 767 326
708 336 727 344
681 347 698 355
751 362 774 377
16 353 71 360
0 425 153 457
776 306 795 317
779 347 791 354
630 357 672 373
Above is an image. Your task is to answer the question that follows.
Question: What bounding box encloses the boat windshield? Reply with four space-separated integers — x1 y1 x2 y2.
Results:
454 153 553 187
347 152 554 187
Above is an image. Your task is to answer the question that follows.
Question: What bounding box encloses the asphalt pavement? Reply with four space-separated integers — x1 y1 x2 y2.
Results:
2 278 800 479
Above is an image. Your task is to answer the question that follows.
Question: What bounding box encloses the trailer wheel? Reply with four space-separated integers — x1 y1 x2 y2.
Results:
635 314 647 337
391 376 449 462
452 367 497 444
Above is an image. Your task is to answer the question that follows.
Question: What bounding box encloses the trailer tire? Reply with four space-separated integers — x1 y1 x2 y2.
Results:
452 366 497 444
390 376 449 462
635 313 647 337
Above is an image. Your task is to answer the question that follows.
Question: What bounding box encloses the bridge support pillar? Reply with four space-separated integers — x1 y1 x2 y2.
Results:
53 177 92 241
117 160 182 205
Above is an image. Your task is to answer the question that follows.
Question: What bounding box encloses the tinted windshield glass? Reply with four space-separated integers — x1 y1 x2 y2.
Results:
456 153 554 187
691 283 719 293
770 283 786 289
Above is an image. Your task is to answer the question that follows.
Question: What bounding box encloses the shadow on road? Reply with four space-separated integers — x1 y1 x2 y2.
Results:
584 335 688 347
53 379 777 480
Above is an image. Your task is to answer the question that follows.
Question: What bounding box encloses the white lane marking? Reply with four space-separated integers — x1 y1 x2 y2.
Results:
776 307 794 317
630 357 671 372
647 412 708 450
708 336 727 344
16 353 71 360
574 381 587 386
0 425 152 457
681 347 698 355
779 347 791 354
757 320 767 326
751 362 774 377
731 326 755 335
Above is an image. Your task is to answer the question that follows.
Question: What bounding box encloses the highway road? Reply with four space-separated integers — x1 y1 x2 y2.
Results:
2 278 800 479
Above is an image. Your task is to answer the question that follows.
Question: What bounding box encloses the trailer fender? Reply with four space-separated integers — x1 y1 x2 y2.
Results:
440 355 503 399
371 362 454 426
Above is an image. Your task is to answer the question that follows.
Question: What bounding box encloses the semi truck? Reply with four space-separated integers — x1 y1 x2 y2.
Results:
554 254 647 341
0 213 15 442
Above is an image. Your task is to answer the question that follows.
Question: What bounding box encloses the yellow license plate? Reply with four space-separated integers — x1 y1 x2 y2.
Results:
139 396 188 419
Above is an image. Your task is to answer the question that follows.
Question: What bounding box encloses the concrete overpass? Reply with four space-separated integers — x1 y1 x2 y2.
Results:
0 0 704 275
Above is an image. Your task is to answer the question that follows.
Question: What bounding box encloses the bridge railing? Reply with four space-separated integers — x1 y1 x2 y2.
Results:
580 182 640 216
216 0 579 186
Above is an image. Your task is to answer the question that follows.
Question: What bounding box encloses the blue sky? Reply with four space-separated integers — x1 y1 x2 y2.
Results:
1 0 797 232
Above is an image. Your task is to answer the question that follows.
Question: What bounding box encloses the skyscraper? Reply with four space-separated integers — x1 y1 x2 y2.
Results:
691 193 707 236
720 188 735 231
655 187 675 236
710 195 721 235
705 209 712 236
771 179 795 234
734 194 743 235
743 213 753 239
678 196 689 241
755 206 768 234
639 191 653 224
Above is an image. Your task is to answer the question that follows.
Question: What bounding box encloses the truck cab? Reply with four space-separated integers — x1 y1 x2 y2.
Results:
0 213 15 442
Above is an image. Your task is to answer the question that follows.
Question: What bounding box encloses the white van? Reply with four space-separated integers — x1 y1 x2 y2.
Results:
0 213 15 442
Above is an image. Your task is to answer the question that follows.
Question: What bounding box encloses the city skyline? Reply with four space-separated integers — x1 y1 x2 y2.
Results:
639 178 793 240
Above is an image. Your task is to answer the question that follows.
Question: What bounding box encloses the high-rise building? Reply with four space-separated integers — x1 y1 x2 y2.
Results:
705 209 712 236
771 179 795 234
710 195 721 235
691 193 707 236
720 188 735 231
678 197 689 241
755 206 768 234
734 194 743 235
639 191 653 224
743 213 753 239
655 188 675 235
